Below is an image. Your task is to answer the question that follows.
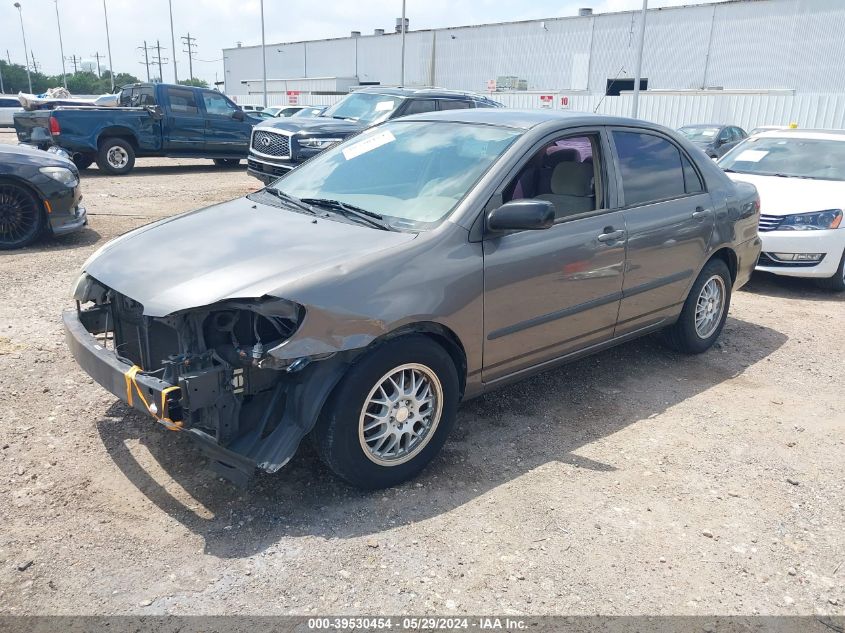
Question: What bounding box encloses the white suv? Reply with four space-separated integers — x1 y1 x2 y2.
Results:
719 130 845 291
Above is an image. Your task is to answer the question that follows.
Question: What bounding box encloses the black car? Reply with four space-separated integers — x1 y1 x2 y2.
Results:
247 87 503 182
0 144 86 249
677 124 748 159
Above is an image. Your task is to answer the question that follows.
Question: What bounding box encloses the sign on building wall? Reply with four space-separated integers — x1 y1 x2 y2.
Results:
287 90 300 105
486 79 497 92
539 95 553 109
560 96 571 109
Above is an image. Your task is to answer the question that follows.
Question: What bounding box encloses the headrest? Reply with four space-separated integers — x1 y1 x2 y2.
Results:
550 162 594 196
544 147 579 168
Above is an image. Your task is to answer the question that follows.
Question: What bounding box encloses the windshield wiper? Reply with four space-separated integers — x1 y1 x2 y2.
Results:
300 198 393 231
264 187 317 214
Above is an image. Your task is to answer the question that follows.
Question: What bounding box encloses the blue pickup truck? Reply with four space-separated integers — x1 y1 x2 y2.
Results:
13 83 262 175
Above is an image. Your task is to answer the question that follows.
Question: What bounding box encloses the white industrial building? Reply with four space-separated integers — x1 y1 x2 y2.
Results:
223 0 845 97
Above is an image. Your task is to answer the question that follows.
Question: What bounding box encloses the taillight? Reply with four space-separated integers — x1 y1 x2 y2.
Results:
48 116 60 135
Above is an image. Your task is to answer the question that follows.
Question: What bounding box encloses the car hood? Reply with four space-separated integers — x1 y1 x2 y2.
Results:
83 196 415 317
725 172 845 215
0 143 75 168
256 116 365 136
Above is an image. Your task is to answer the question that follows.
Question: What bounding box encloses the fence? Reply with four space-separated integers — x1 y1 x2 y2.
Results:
229 91 845 131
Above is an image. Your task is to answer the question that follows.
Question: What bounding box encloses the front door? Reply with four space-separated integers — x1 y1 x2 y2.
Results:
200 90 251 155
608 128 715 335
482 130 626 383
162 86 205 153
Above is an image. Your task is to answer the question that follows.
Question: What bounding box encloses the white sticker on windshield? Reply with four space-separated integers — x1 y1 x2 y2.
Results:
701 129 717 137
375 100 395 112
342 130 396 160
735 149 769 162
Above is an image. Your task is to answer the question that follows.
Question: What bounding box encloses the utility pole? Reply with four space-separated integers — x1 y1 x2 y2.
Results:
260 0 267 107
181 32 197 81
66 54 81 74
631 0 648 118
54 0 67 88
13 3 32 93
138 42 151 82
92 51 106 77
0 63 4 94
168 0 178 83
151 41 168 84
30 50 40 74
102 0 115 91
400 0 406 86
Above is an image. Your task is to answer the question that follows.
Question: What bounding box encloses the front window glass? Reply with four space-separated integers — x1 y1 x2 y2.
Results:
322 92 403 125
678 126 720 142
269 121 521 230
202 91 237 116
719 137 845 181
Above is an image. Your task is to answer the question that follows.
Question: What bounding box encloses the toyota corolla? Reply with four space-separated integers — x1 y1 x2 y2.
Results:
65 110 760 488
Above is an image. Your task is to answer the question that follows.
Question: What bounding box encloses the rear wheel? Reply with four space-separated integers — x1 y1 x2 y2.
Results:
0 182 44 250
816 250 845 292
312 335 459 489
662 258 732 354
96 138 135 175
213 158 241 167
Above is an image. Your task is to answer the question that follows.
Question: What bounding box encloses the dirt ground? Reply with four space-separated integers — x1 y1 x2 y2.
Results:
0 129 843 616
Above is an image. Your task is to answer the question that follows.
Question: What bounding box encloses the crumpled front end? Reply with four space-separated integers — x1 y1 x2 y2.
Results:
66 274 349 486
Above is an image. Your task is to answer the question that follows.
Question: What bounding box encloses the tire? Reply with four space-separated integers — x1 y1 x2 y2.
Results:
72 153 95 170
0 181 45 250
312 335 459 489
815 250 845 292
213 159 241 167
662 258 732 354
96 138 135 175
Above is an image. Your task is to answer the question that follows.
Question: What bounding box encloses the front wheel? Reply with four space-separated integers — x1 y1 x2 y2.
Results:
0 181 44 250
816 250 845 292
312 335 459 489
662 258 732 354
96 138 135 175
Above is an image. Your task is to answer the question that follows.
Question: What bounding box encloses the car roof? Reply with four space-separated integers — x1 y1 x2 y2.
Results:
396 108 670 131
679 123 730 128
753 129 845 141
354 86 497 102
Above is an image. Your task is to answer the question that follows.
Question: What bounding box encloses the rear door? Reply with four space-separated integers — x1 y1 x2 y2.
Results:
482 128 626 383
200 90 251 154
608 128 715 336
162 86 205 153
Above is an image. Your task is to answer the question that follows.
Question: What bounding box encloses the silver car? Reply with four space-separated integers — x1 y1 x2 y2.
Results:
64 110 761 488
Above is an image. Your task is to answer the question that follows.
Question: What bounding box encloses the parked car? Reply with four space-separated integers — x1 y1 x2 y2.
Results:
291 106 327 118
678 124 748 159
0 144 86 249
0 95 24 127
240 104 263 113
247 86 504 182
263 105 306 118
65 110 760 488
13 83 264 175
719 129 845 290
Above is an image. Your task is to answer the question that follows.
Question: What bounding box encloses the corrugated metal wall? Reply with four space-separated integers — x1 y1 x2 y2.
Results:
228 91 845 130
223 0 845 96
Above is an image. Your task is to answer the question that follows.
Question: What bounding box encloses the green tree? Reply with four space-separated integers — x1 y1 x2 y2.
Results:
178 77 208 88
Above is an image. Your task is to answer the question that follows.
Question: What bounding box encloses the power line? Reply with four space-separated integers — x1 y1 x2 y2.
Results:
181 32 197 81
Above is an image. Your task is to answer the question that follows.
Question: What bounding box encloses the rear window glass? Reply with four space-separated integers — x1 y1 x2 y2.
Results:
166 88 199 114
613 131 686 206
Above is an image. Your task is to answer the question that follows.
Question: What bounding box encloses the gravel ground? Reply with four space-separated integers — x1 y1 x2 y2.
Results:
0 129 843 616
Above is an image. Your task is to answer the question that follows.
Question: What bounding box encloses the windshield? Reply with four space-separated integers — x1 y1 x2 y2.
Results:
322 92 404 125
679 126 720 142
267 121 521 230
719 136 845 180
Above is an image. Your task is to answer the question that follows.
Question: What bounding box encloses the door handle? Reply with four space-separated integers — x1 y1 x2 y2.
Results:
692 207 711 220
597 229 626 243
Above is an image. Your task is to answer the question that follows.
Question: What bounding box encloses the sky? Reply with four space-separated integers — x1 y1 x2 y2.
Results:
0 0 725 88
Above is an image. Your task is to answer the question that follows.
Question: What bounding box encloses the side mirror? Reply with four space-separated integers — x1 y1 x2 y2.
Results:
233 109 245 121
487 199 555 232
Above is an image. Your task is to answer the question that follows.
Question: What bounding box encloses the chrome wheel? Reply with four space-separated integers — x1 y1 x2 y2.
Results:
694 275 726 339
107 146 129 169
358 363 443 466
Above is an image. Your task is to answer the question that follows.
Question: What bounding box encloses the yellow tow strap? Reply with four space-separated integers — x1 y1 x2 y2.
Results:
124 364 183 431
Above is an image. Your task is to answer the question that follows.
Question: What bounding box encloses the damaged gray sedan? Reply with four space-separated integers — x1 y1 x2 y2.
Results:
65 110 761 488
